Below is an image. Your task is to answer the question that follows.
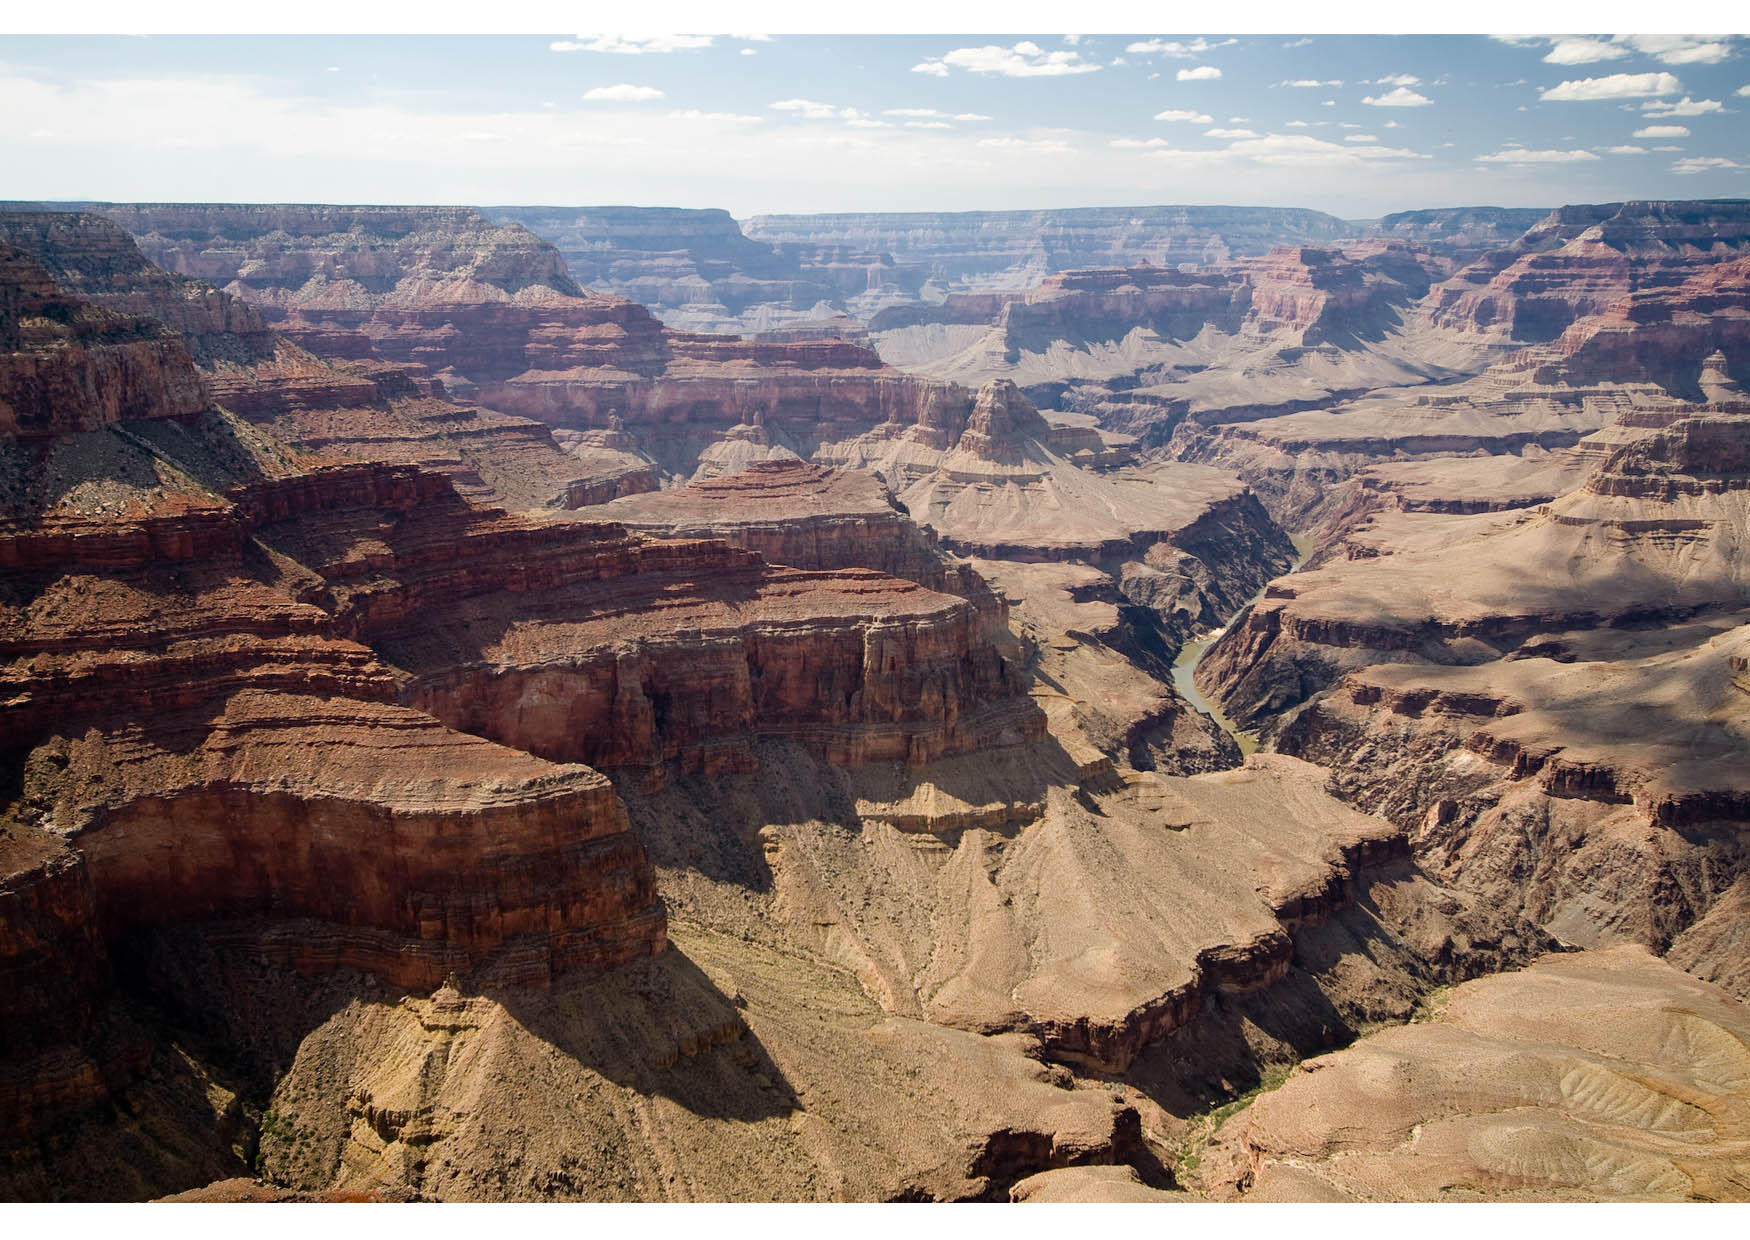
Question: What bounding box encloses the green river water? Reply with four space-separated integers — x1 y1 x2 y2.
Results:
1169 531 1316 755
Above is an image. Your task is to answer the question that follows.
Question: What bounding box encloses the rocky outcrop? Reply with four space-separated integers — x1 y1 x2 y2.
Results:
0 240 210 439
1430 200 1750 350
819 381 1293 629
0 211 276 365
1242 243 1436 345
1 207 599 512
598 459 991 599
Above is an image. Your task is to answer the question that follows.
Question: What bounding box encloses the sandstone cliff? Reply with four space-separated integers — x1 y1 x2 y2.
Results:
0 223 1048 1191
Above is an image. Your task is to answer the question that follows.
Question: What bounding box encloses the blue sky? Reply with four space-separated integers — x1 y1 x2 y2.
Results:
4 34 1748 217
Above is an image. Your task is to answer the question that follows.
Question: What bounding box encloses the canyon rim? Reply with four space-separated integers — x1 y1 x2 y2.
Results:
4 18 1750 1220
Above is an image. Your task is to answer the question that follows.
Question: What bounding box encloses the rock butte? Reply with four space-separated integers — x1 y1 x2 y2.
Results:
1 195 1748 1203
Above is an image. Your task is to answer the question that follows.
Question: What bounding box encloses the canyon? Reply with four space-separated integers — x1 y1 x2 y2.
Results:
2 194 1748 1204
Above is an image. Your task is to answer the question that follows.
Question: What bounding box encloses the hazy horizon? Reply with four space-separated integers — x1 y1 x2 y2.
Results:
5 33 1749 216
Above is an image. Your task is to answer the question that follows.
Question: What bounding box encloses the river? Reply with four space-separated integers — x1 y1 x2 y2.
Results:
1169 531 1315 755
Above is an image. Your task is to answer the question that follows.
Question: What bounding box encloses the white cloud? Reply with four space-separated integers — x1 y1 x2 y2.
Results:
1279 79 1342 88
1345 133 1380 143
1205 127 1258 138
1285 120 1311 127
1154 109 1213 123
1606 144 1647 153
1498 35 1735 67
1110 137 1172 149
741 49 757 57
915 42 1101 78
765 101 895 129
905 121 950 129
1740 85 1750 97
326 66 339 73
550 35 712 55
1541 72 1682 101
1283 38 1313 49
1136 132 1426 168
1063 35 1083 46
979 136 1071 152
1633 124 1691 137
1476 147 1600 163
1126 38 1235 57
1542 37 1630 65
771 98 840 119
731 34 774 43
1673 155 1743 173
1363 86 1433 107
882 109 990 124
1228 133 1424 165
1177 66 1222 82
1374 73 1421 86
1383 120 1402 128
581 83 664 102
668 109 761 124
1614 35 1735 65
1641 96 1725 116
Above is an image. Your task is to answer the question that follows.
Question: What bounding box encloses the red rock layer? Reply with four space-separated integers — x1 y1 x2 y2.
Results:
1430 200 1750 350
0 211 276 365
598 458 995 600
94 203 987 476
0 241 209 439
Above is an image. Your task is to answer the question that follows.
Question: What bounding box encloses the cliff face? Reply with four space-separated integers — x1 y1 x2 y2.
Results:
0 211 276 364
597 458 994 598
1372 206 1550 264
0 241 211 439
0 220 1045 1165
1430 200 1750 351
2 208 601 512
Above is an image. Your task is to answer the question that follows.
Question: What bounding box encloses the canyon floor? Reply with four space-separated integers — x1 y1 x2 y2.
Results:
1 198 1748 1203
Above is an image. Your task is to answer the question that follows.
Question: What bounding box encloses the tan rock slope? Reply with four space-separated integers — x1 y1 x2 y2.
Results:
1200 947 1750 1201
1193 346 1750 987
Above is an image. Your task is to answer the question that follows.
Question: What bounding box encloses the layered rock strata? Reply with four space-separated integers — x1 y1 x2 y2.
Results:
1193 387 1750 970
0 226 1044 1181
743 206 1354 294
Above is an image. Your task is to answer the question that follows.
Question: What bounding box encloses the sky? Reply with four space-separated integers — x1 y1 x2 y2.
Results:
4 33 1749 219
